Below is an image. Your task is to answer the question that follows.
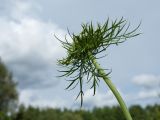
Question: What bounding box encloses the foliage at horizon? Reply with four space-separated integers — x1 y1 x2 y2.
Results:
0 58 18 114
4 104 160 120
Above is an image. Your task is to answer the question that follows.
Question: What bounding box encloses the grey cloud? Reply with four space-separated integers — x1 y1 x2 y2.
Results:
0 0 12 16
0 0 41 21
7 53 60 90
0 2 67 91
132 74 160 89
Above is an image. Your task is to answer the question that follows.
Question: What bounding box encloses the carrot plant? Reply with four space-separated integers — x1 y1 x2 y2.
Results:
56 18 140 120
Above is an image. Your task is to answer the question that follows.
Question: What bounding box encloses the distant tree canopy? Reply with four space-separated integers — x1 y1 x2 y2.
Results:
0 59 18 114
11 104 160 120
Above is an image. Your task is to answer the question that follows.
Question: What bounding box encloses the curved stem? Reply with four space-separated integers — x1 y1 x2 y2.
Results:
91 56 132 120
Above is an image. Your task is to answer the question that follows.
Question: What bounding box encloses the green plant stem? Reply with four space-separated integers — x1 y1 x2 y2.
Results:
91 56 132 120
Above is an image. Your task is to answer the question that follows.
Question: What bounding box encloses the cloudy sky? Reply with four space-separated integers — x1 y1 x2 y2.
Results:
0 0 159 109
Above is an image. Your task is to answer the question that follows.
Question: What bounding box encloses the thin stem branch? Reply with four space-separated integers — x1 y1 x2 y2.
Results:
91 55 132 120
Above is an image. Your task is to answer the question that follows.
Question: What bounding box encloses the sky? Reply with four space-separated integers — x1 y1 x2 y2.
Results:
0 0 159 109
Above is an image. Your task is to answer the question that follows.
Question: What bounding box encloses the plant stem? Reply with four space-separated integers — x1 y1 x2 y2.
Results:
91 56 132 120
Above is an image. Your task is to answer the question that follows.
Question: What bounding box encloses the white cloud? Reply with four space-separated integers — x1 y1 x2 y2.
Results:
137 90 159 99
132 74 160 88
0 0 69 89
130 74 160 105
0 15 69 90
19 89 67 108
0 0 72 108
0 17 66 62
126 89 159 101
1 0 41 20
127 89 160 106
11 0 32 18
75 89 117 109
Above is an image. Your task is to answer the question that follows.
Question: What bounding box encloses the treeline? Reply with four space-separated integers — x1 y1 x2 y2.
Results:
1 104 159 120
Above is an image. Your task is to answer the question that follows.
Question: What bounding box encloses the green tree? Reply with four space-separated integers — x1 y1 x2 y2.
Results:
146 104 160 120
13 104 26 120
93 107 113 120
0 59 18 115
76 110 95 120
60 111 83 120
112 106 125 120
10 104 160 120
129 105 146 120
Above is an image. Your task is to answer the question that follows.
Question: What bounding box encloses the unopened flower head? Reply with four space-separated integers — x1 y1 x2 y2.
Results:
56 17 140 106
